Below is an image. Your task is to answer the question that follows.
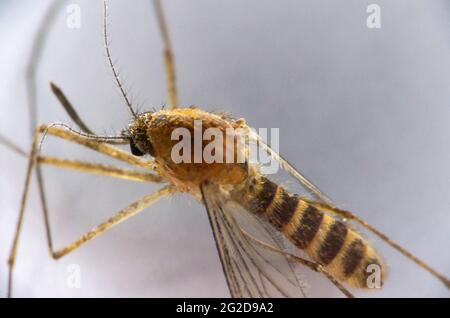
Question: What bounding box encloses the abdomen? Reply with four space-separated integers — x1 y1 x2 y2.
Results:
231 175 385 288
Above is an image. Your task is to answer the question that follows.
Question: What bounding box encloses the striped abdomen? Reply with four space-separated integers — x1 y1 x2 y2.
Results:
231 175 385 288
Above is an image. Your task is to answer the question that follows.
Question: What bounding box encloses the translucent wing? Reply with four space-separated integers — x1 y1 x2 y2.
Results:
248 129 334 205
201 182 310 298
247 129 356 226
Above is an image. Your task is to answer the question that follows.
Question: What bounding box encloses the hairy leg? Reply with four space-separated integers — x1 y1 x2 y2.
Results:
153 0 178 109
7 124 165 297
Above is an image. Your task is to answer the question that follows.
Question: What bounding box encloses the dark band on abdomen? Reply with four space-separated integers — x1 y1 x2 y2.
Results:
267 190 298 230
342 239 366 277
236 175 385 289
318 221 348 265
251 177 278 214
290 205 324 249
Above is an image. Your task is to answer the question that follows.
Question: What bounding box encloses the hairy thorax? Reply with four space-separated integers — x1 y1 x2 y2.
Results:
129 107 249 193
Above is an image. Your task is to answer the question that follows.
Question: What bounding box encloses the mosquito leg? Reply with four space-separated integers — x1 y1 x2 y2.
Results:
7 125 164 297
242 232 354 298
42 82 135 265
0 133 27 157
51 185 174 259
37 156 163 183
302 198 450 289
38 81 99 271
8 127 42 297
26 0 64 136
153 0 178 109
8 177 173 297
299 259 354 298
24 2 67 300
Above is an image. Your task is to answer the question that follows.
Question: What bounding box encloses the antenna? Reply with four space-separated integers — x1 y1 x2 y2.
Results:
39 123 129 153
103 0 138 118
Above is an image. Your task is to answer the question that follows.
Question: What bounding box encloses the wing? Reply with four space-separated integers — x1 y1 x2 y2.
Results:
201 182 309 298
201 182 355 298
248 129 334 206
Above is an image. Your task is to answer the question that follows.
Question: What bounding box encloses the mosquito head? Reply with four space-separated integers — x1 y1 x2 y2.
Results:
126 112 156 157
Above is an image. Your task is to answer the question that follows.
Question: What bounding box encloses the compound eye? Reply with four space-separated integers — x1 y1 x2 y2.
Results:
130 140 144 156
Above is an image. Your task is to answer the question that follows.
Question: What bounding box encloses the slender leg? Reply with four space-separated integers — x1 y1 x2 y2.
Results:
0 133 27 157
8 181 172 296
52 186 174 259
26 0 64 137
0 137 163 183
22 2 100 300
7 125 166 297
32 115 145 285
37 156 163 183
8 128 43 297
302 198 450 289
153 0 178 109
28 6 64 287
34 156 162 270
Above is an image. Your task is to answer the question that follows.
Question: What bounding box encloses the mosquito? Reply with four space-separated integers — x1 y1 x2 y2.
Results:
2 0 449 297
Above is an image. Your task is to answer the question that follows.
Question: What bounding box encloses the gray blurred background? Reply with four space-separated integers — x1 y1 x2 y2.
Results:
0 0 450 297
